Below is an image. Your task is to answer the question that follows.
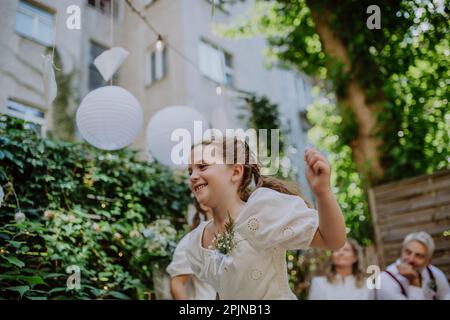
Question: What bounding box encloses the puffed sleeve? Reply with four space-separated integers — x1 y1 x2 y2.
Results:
184 224 222 291
236 187 319 251
184 226 205 280
166 234 193 278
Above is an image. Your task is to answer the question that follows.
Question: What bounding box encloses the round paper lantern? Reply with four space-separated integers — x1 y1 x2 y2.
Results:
146 106 210 168
76 86 143 150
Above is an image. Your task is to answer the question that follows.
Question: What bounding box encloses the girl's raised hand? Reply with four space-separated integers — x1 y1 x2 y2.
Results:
304 147 331 196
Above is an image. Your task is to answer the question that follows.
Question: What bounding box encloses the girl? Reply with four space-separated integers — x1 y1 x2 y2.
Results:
185 137 346 299
166 199 216 300
308 239 373 300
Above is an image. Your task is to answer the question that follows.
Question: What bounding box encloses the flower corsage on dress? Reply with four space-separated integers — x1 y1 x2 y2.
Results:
208 215 237 274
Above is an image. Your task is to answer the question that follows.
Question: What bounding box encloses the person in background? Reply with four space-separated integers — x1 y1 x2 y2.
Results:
308 239 373 300
378 231 450 300
166 199 216 300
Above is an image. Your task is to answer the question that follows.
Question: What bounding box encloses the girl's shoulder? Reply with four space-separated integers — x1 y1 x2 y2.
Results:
240 187 311 220
247 187 282 201
247 187 309 206
185 221 209 246
184 221 214 259
235 187 318 251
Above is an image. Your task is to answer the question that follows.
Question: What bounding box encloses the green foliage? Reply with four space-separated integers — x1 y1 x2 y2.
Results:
239 93 295 179
0 115 191 299
239 94 286 155
308 95 372 245
50 49 77 141
222 0 449 181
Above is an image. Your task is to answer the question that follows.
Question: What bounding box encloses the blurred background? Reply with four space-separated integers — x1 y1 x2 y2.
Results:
0 0 448 299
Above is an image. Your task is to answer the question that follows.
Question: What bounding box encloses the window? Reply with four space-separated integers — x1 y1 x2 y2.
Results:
88 0 119 18
6 99 46 135
145 46 167 86
198 40 233 86
15 1 54 46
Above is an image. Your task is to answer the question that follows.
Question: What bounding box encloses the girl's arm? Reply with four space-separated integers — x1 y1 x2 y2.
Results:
170 275 190 300
304 147 346 251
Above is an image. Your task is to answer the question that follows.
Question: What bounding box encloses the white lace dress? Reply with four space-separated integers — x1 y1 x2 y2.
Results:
185 187 319 300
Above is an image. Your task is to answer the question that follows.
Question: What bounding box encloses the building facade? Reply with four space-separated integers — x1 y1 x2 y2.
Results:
0 0 314 197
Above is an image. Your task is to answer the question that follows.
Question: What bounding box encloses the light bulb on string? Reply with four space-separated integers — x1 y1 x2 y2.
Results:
216 85 223 96
156 35 164 52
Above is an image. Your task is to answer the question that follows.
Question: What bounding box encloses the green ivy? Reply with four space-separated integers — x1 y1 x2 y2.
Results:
0 115 191 299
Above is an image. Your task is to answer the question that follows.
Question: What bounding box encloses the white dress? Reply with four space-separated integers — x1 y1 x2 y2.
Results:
185 187 319 300
166 234 216 300
308 275 373 300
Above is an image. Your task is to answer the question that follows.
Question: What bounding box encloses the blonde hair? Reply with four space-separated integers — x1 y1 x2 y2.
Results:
325 238 365 288
192 136 312 207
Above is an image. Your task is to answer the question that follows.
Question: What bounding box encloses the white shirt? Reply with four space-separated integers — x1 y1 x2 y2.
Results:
185 187 319 300
377 260 450 300
166 234 216 300
308 275 373 300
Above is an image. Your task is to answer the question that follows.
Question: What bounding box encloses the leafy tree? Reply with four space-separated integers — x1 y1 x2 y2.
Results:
50 49 78 141
217 0 449 243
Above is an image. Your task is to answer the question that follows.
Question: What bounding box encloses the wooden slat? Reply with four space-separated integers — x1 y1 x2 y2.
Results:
383 239 450 253
381 223 449 242
368 188 385 268
374 177 450 202
376 189 450 217
378 207 450 230
384 249 450 263
373 170 450 194
369 170 450 280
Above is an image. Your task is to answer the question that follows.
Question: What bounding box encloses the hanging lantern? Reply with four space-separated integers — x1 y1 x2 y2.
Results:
76 86 143 150
146 106 210 168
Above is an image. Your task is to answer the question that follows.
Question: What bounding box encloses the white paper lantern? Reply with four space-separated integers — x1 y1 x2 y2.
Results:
76 86 143 150
146 106 210 168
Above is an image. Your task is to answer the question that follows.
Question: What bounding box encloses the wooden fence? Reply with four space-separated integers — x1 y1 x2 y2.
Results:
368 170 450 279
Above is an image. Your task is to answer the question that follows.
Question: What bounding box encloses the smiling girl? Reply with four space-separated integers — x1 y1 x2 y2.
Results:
185 136 346 299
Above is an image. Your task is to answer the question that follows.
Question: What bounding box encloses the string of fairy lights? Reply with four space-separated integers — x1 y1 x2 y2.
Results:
123 0 249 97
1 0 252 220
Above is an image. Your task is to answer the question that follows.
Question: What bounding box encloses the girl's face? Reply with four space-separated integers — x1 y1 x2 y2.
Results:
332 241 357 268
188 144 241 209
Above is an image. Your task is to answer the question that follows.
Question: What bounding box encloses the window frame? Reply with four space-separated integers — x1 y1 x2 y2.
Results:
15 0 55 47
5 99 46 136
198 39 234 87
87 0 119 18
88 41 119 90
145 45 167 87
